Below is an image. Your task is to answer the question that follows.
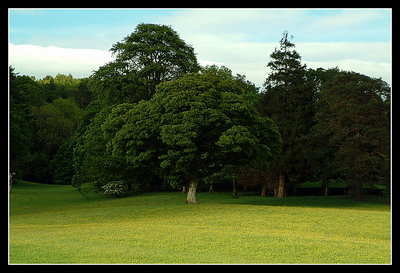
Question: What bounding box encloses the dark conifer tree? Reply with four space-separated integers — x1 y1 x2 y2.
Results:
258 31 316 196
314 70 390 201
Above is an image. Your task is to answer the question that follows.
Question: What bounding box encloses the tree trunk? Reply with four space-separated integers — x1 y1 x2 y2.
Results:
322 178 329 196
354 174 363 201
292 183 297 196
232 179 238 198
261 183 267 197
208 184 214 193
277 172 285 198
9 177 12 194
186 179 199 204
9 172 15 194
181 185 187 194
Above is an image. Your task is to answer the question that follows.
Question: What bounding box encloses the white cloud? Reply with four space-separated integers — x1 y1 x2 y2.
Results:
9 43 113 79
155 9 391 87
8 40 391 88
187 34 391 87
307 9 385 30
306 59 391 82
298 42 391 84
198 59 224 67
296 42 390 63
162 9 307 36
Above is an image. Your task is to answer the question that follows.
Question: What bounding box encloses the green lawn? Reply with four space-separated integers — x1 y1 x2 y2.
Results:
9 181 391 264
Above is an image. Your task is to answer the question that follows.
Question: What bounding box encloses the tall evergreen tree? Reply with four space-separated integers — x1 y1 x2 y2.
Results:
258 31 315 197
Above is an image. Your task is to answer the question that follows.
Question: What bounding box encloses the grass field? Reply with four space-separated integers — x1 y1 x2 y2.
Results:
9 181 391 264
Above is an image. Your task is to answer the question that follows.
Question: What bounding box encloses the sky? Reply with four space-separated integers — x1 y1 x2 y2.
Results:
9 8 392 88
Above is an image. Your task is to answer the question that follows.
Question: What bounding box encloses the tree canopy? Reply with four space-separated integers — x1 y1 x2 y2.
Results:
90 23 200 104
105 73 282 203
9 67 85 183
313 69 390 200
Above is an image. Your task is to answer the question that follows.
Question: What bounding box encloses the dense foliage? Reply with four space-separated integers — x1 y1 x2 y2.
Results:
90 23 200 104
258 31 316 197
114 73 281 203
9 26 391 201
312 69 390 200
9 68 85 183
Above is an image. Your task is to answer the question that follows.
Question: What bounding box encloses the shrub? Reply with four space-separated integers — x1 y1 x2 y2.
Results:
101 180 128 197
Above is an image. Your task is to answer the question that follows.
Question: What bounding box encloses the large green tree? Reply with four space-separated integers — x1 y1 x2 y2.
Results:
258 31 315 197
303 68 344 196
72 24 201 191
91 23 200 104
314 70 390 201
110 73 282 203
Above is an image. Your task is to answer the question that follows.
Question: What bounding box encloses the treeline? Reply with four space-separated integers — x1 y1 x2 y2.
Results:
9 71 92 183
9 24 390 201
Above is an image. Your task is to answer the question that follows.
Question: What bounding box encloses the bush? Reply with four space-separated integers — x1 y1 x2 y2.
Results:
101 180 128 197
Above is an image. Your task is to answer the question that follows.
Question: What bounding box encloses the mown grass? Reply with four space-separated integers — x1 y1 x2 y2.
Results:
9 181 391 264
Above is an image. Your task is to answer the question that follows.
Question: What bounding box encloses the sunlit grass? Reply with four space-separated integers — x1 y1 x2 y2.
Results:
9 181 391 264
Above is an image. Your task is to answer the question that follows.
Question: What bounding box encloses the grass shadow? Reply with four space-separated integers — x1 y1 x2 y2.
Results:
201 191 390 211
